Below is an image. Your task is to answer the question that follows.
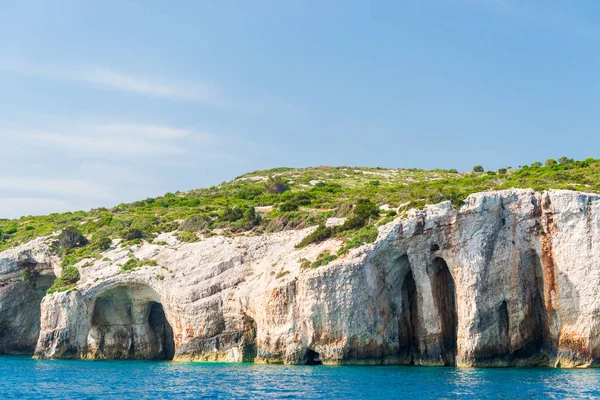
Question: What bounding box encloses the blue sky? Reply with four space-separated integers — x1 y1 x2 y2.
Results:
1 0 599 218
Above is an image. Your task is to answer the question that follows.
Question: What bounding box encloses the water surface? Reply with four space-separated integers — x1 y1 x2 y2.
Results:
1 356 599 399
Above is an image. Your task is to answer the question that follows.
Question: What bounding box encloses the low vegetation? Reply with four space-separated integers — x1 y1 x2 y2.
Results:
1 157 599 260
300 251 338 270
120 256 159 274
47 266 80 294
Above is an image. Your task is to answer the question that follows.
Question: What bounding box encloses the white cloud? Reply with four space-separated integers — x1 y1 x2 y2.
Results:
0 177 113 199
2 122 211 156
97 124 192 139
0 197 70 218
0 60 221 103
75 67 220 102
23 129 188 155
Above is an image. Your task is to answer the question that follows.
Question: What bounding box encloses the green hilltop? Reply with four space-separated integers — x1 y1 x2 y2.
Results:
1 157 599 259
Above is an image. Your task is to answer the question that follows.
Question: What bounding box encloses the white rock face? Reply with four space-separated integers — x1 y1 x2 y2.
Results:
2 189 600 367
0 238 58 353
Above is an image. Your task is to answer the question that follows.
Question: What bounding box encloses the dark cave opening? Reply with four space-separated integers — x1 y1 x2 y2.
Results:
242 315 257 362
303 349 322 365
89 286 175 361
398 267 419 364
498 300 510 354
431 257 458 366
148 302 175 361
514 252 551 361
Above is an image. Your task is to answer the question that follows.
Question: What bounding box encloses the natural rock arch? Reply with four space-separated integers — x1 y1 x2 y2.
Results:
430 257 457 366
87 283 174 360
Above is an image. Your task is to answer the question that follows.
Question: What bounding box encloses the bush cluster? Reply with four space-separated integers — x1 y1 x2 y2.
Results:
296 199 380 248
2 157 599 256
47 266 80 294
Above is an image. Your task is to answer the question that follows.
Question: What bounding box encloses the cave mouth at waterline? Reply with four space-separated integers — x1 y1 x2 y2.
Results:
303 349 322 365
148 302 175 360
398 267 419 364
430 257 457 366
242 315 257 362
89 285 175 361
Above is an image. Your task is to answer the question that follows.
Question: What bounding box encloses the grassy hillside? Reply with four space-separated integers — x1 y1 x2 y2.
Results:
1 157 599 258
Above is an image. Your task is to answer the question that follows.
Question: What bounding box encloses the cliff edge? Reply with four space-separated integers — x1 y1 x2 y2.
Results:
2 189 600 367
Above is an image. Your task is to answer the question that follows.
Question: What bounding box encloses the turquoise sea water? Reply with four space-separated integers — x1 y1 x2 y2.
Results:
1 356 599 399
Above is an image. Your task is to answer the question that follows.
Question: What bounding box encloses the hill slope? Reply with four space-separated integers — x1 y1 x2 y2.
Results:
1 158 599 257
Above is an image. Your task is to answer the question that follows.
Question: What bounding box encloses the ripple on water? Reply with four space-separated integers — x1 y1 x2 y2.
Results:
0 357 599 399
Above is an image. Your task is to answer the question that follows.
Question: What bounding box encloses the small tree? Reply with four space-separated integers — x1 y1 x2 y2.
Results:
545 158 557 166
558 156 573 165
531 161 542 168
472 165 484 173
53 227 88 251
498 168 507 175
122 228 144 241
265 175 289 194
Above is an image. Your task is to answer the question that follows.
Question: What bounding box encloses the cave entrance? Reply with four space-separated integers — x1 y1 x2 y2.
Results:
148 302 175 360
398 267 419 364
242 314 257 362
430 257 457 366
88 285 175 360
515 252 550 362
303 349 322 365
498 300 510 354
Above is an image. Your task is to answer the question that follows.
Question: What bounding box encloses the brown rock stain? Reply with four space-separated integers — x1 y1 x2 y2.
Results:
540 195 557 312
559 331 591 359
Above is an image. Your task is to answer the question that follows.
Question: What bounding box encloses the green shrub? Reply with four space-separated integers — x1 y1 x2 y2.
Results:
312 252 337 268
47 266 80 293
275 270 289 278
180 215 211 232
120 258 139 273
472 165 484 173
338 199 379 231
299 258 311 270
279 202 300 212
90 235 112 251
296 225 333 248
558 156 574 165
22 268 39 286
52 227 88 253
175 231 200 243
338 226 379 255
122 228 145 241
221 206 244 222
265 175 290 194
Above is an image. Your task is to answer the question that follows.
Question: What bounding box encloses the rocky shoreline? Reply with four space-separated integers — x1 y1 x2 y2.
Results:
2 189 600 367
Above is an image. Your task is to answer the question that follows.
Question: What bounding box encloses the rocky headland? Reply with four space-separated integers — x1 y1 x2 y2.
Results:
2 189 599 367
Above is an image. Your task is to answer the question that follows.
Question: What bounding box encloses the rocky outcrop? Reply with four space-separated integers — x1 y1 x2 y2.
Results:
0 238 57 353
2 189 600 367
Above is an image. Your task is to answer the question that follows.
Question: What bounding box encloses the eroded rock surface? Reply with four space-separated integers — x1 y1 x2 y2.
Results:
2 189 600 367
0 238 57 353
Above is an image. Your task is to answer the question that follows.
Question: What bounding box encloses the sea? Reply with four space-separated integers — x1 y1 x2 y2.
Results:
0 356 599 399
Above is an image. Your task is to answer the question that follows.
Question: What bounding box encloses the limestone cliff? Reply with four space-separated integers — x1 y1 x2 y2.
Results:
1 189 600 367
